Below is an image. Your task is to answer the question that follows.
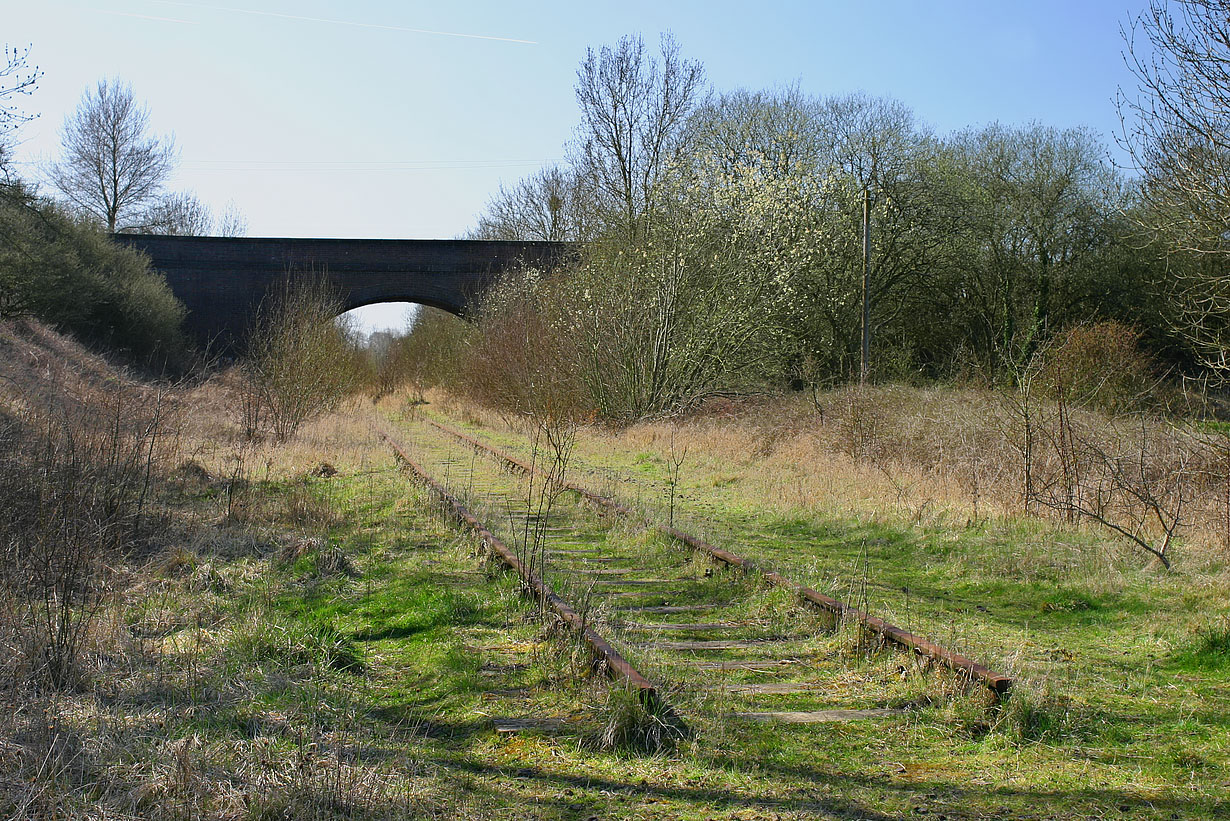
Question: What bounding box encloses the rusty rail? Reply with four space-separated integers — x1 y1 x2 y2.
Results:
420 416 1013 695
376 422 667 709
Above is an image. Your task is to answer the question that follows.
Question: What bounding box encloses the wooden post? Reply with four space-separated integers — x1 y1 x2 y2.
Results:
860 188 871 384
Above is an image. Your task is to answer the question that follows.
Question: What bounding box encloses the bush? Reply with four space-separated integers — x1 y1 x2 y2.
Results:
1038 321 1157 413
459 224 789 423
242 274 360 441
0 180 188 370
0 381 177 689
460 271 589 420
370 307 471 400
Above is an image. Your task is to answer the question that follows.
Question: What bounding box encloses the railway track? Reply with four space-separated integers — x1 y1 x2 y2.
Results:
379 410 1011 729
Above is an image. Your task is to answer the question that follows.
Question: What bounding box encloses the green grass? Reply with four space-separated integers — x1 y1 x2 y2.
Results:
16 404 1228 820
387 400 1230 819
1173 618 1230 671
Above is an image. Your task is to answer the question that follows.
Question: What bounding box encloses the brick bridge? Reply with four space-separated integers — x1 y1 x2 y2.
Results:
114 234 572 351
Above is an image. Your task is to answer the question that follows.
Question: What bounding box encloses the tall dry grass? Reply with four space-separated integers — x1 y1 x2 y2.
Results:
425 378 1230 569
0 318 413 819
0 327 182 690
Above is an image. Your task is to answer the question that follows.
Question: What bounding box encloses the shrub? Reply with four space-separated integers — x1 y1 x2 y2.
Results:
1038 321 1156 413
459 225 789 423
242 273 360 441
371 307 471 400
0 180 188 370
460 271 588 420
0 381 177 688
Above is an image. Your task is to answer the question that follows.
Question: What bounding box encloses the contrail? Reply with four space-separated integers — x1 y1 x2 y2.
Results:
149 1 537 44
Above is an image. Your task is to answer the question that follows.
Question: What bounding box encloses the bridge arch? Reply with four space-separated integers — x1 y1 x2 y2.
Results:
337 292 469 319
113 234 572 352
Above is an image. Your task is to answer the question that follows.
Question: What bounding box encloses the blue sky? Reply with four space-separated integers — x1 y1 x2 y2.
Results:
5 0 1150 331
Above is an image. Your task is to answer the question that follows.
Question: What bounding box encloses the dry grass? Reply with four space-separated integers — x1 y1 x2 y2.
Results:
424 383 1230 569
0 318 147 414
3 318 1226 819
0 320 412 819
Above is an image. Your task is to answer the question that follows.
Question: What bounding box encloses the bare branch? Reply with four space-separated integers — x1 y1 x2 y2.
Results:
0 44 41 133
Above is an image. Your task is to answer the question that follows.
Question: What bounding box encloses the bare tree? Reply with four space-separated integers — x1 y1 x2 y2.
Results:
216 200 248 237
49 79 177 232
0 45 40 129
818 93 938 379
1119 0 1230 257
940 124 1122 369
571 33 705 242
468 164 592 241
687 85 823 178
1027 407 1190 570
139 191 212 235
1119 1 1230 378
138 192 248 236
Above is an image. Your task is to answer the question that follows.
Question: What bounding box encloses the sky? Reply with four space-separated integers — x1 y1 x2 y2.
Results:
5 0 1152 332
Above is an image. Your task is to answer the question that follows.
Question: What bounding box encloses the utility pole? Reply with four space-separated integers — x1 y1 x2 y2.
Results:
860 188 871 384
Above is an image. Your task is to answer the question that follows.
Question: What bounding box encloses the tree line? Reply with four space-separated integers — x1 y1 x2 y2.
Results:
5 1 1230 410
439 4 1230 421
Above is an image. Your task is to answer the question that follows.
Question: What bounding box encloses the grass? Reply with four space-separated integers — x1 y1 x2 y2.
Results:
1174 617 1230 671
3 342 1228 817
388 386 1230 818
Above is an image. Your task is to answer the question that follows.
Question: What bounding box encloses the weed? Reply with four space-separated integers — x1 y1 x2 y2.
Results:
226 612 364 674
0 376 177 689
279 535 328 564
312 547 357 579
666 431 687 529
282 483 343 530
595 682 685 754
1175 617 1230 669
190 561 229 594
1039 589 1101 614
991 678 1087 744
